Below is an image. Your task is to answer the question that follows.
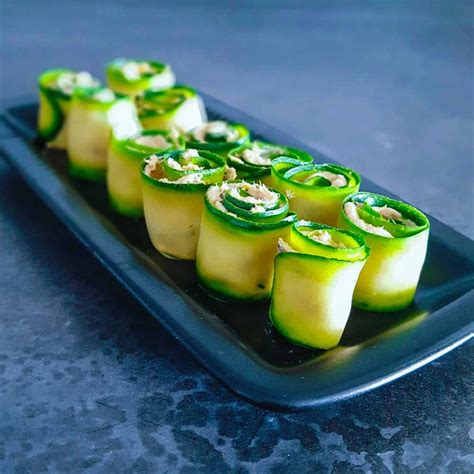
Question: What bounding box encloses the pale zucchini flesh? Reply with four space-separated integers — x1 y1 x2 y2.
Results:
338 192 430 312
197 208 293 300
196 181 296 300
270 221 369 349
107 147 145 217
68 106 111 179
68 89 139 181
107 130 184 217
271 158 361 226
37 69 99 150
143 182 206 259
141 149 226 260
271 253 366 349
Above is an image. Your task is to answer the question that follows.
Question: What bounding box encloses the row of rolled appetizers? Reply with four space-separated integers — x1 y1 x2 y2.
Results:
37 59 430 350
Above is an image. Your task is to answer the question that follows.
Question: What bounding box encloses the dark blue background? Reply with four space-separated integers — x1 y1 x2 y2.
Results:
1 1 473 472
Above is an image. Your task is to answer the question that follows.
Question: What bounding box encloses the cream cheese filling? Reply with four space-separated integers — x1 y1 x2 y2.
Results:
277 238 296 254
121 61 155 81
243 143 282 166
54 71 99 95
144 155 164 178
171 149 202 171
134 134 171 149
372 205 416 227
181 149 199 159
304 170 347 188
224 166 237 181
243 146 271 166
300 229 347 248
191 121 239 143
93 88 115 102
208 182 278 215
344 202 393 237
165 174 204 184
228 182 279 207
167 149 202 171
144 155 205 184
207 182 230 213
167 159 201 171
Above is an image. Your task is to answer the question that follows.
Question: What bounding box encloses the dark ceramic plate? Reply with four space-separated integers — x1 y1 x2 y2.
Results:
1 95 473 410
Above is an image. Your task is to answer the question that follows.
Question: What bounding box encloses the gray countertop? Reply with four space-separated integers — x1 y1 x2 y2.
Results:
1 1 473 472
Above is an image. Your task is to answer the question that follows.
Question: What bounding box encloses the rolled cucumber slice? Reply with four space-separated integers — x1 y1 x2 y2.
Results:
141 149 227 260
186 121 250 156
137 85 205 132
338 192 430 312
196 181 297 300
37 69 100 149
227 140 313 185
107 129 185 217
270 221 369 349
106 58 175 96
68 87 140 181
271 157 361 226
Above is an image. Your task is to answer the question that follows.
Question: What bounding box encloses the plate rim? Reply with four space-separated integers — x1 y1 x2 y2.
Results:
1 94 473 410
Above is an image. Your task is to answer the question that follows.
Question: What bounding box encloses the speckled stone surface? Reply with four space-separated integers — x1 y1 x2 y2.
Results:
1 1 473 472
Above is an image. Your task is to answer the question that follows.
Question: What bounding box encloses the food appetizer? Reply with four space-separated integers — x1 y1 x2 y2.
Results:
141 149 228 259
270 221 369 349
227 140 313 185
271 157 360 226
68 86 140 180
186 121 249 155
196 181 296 300
107 129 185 217
38 69 100 149
339 192 430 312
137 86 205 132
106 58 175 96
35 58 436 352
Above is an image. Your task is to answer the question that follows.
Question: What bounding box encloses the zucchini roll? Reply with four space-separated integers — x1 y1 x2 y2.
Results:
141 149 228 259
186 121 250 155
68 86 140 180
38 69 100 149
339 192 430 312
196 181 297 300
106 58 175 96
107 129 185 217
137 86 205 132
270 221 369 349
227 140 313 185
271 157 361 226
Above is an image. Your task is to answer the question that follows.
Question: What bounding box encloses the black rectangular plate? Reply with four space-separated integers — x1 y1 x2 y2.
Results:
1 94 473 410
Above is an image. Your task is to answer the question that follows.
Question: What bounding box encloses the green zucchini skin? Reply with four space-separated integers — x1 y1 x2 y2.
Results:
137 85 205 132
107 130 185 217
141 149 226 260
270 221 369 349
67 87 140 181
186 122 250 155
271 157 361 226
196 181 297 300
37 69 99 149
338 192 430 312
106 58 175 96
227 141 313 183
